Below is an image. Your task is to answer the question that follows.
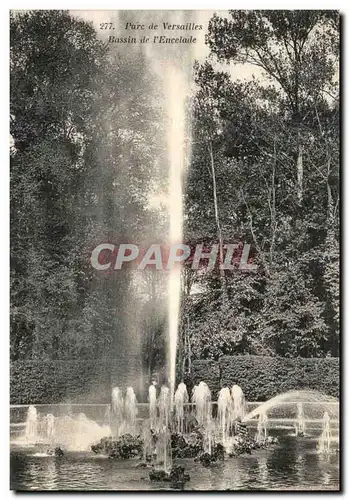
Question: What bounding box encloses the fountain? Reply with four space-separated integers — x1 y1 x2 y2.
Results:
217 388 233 448
256 411 268 443
231 384 245 421
124 387 138 435
318 411 331 454
244 390 339 421
111 387 124 437
46 413 55 441
155 427 173 474
25 405 38 443
149 384 157 430
158 385 171 430
295 403 306 436
192 381 212 428
174 382 189 434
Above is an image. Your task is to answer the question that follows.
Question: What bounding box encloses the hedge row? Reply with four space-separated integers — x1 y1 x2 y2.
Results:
189 359 221 399
191 356 339 401
10 360 112 405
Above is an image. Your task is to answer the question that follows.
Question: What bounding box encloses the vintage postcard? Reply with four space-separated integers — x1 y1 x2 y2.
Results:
10 9 340 491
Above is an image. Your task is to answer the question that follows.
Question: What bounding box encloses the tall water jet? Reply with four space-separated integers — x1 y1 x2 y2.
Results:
295 403 306 436
217 388 233 447
174 382 189 434
124 387 138 435
25 405 38 443
149 383 157 430
166 65 188 399
318 411 331 454
231 384 245 420
256 411 268 443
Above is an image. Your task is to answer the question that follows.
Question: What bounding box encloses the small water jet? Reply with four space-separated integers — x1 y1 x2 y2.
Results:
174 382 189 434
46 413 55 441
318 412 331 454
124 387 138 435
217 388 234 447
231 384 245 421
256 411 268 443
158 385 171 430
295 403 306 436
149 384 157 430
25 405 38 443
155 427 172 474
192 381 212 428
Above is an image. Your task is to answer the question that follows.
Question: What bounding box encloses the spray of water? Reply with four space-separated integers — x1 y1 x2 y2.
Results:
174 382 189 433
124 387 138 435
148 384 157 430
25 405 38 443
256 411 268 443
318 411 331 454
231 384 245 420
217 387 233 447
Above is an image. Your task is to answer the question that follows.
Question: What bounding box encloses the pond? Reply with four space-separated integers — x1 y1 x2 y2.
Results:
10 432 339 491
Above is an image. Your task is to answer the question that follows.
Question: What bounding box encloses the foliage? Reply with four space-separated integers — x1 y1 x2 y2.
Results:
179 10 339 372
191 356 339 401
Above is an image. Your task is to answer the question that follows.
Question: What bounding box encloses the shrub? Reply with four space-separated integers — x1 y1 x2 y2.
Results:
10 360 111 404
191 356 339 401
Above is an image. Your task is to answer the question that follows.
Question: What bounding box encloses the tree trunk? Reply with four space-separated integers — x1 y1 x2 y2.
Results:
207 140 224 272
296 137 303 204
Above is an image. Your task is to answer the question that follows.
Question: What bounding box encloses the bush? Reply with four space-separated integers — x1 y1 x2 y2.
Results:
191 356 339 401
10 360 111 404
189 359 221 399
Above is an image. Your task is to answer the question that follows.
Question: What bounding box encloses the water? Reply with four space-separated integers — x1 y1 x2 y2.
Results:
174 382 189 434
295 403 306 436
256 412 268 443
111 387 124 437
25 406 38 443
158 386 171 430
148 384 157 430
244 390 339 421
192 381 212 427
124 387 138 435
45 414 55 441
217 387 233 447
231 384 245 420
155 427 173 474
318 412 332 454
10 431 339 491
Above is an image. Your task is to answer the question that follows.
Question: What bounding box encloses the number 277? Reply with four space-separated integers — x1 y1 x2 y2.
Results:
100 23 114 30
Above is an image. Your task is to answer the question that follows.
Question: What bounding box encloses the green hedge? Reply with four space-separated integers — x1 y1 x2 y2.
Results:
191 356 339 401
11 357 148 405
189 359 221 399
10 360 111 405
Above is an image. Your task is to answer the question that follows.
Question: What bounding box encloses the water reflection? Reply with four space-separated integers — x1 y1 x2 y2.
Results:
11 433 339 491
